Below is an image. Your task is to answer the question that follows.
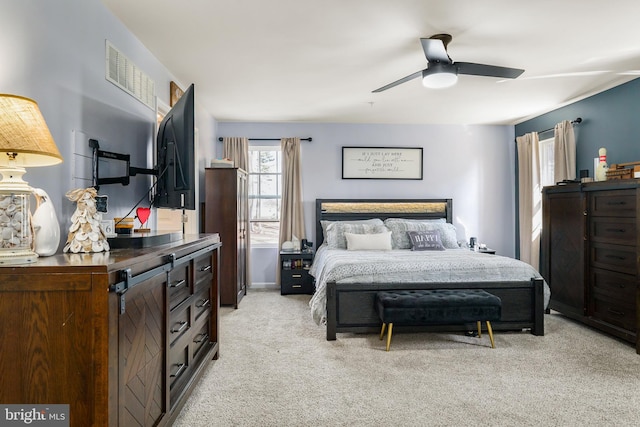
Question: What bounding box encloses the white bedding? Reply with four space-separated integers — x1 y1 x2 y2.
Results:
308 245 550 325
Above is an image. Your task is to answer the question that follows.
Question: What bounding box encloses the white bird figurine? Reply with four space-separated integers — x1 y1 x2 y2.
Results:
32 188 61 256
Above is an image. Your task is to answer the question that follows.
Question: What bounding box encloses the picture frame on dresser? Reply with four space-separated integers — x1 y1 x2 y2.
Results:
341 146 423 180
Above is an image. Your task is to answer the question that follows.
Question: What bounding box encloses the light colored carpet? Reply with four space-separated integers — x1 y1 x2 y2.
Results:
174 289 640 427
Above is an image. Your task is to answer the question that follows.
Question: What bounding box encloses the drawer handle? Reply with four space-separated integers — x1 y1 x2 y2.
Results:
171 321 188 334
607 308 625 317
170 363 187 378
292 274 302 278
605 254 626 261
194 333 209 344
605 228 626 233
199 265 212 272
196 299 210 308
606 201 627 206
292 285 302 288
169 279 186 289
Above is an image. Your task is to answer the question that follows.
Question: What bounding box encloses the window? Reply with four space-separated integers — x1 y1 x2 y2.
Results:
248 146 281 245
539 136 555 187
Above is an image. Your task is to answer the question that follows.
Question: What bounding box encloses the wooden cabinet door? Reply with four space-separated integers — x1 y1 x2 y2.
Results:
237 170 248 299
541 189 586 316
118 272 168 427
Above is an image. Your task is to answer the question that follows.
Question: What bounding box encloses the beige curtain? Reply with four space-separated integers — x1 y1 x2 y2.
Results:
516 132 541 270
277 137 306 284
553 120 577 182
222 136 250 287
222 137 248 171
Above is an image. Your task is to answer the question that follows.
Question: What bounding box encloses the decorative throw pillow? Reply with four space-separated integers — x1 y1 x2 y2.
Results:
321 219 384 246
344 231 392 251
384 219 459 249
407 230 445 251
324 222 388 249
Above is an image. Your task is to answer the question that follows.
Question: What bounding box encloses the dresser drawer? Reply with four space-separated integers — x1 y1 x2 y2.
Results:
194 253 214 292
590 190 637 217
590 268 636 302
590 217 637 245
192 320 211 361
590 242 637 275
590 295 636 333
281 281 315 295
193 285 212 323
281 269 311 282
169 304 191 345
168 339 190 407
168 265 190 310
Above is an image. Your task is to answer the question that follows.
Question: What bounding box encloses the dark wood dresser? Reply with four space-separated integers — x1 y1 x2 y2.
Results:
541 180 639 354
204 167 248 307
0 234 221 426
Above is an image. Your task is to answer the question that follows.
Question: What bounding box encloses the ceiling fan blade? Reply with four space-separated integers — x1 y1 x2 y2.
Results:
456 62 524 79
372 70 423 93
420 37 451 64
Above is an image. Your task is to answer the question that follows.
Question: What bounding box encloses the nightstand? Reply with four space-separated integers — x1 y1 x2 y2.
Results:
280 250 315 295
478 247 496 255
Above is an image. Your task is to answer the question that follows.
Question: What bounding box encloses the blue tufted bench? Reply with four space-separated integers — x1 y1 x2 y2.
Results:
375 289 502 351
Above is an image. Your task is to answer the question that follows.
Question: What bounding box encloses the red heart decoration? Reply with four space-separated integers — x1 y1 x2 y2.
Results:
136 207 151 226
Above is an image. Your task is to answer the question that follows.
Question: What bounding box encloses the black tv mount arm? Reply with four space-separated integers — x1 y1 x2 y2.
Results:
89 139 157 190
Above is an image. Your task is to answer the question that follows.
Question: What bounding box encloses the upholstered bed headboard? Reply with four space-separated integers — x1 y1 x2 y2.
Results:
315 198 453 247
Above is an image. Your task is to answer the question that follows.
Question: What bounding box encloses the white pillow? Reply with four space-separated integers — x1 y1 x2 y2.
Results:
344 231 392 251
324 221 388 249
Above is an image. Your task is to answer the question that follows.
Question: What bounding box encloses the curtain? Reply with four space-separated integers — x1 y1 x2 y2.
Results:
278 137 306 284
222 137 248 171
553 120 577 182
516 132 541 270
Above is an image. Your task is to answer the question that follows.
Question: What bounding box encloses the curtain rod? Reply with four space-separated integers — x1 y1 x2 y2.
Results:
536 117 582 135
218 137 312 142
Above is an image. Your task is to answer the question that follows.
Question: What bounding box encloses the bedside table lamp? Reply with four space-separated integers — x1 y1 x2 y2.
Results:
0 94 63 264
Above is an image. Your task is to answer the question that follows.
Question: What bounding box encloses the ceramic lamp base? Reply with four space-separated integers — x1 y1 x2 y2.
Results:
0 249 38 265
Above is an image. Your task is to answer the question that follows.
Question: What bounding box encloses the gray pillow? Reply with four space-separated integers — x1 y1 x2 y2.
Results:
384 219 459 249
407 230 445 251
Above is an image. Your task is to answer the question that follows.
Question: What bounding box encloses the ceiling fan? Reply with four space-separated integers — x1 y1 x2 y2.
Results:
372 34 525 92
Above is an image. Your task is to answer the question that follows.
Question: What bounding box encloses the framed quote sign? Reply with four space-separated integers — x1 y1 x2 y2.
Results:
342 146 423 180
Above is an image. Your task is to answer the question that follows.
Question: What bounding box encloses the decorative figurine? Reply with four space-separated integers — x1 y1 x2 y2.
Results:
63 187 110 253
31 188 60 256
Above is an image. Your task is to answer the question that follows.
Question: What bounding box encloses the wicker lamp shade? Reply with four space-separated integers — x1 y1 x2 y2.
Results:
0 94 63 167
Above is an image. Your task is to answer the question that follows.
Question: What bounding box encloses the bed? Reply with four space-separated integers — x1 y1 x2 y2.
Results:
309 199 548 341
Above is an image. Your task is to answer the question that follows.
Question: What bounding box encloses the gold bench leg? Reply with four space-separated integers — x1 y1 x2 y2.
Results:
379 323 387 340
386 323 393 351
486 321 495 349
477 321 482 338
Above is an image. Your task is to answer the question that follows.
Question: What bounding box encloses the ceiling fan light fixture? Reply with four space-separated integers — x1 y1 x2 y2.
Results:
422 66 458 89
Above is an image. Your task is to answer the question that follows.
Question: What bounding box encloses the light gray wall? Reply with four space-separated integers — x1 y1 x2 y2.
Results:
217 122 517 285
1 0 217 251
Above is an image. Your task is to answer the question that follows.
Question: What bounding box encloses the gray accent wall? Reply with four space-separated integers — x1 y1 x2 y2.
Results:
515 78 640 177
217 122 517 285
1 0 217 250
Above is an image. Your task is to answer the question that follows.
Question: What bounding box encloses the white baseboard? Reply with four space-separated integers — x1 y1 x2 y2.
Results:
249 282 279 290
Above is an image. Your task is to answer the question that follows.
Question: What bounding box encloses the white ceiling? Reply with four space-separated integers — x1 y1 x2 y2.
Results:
102 0 640 125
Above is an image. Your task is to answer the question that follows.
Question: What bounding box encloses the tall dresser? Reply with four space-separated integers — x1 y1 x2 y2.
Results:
541 180 639 354
204 167 248 307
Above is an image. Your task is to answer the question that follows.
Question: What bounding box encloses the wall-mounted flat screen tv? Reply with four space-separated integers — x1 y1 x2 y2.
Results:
154 83 195 210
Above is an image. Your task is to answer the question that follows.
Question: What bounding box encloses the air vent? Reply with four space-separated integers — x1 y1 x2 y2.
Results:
105 40 156 110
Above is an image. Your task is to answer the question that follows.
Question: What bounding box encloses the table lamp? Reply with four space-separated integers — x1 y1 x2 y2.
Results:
0 94 63 264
